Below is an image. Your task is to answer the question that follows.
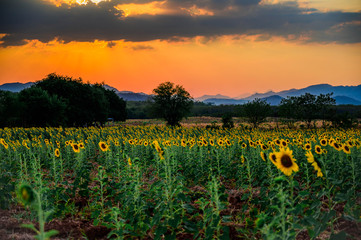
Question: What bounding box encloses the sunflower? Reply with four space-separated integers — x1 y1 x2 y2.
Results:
305 151 314 163
332 142 341 151
99 141 109 152
241 143 247 149
260 151 266 161
17 184 35 206
342 144 351 154
127 157 132 166
320 138 327 146
275 148 299 176
304 143 311 151
72 143 80 153
268 152 278 166
281 140 288 148
315 145 322 155
54 148 60 157
79 142 85 149
241 155 246 164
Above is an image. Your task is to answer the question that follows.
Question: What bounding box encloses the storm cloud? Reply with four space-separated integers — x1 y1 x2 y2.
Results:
0 0 360 47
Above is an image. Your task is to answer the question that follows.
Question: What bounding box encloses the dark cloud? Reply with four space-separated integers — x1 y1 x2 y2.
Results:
0 0 360 47
130 44 155 50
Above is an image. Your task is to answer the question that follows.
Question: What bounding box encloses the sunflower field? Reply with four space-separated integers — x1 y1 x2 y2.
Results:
0 126 360 239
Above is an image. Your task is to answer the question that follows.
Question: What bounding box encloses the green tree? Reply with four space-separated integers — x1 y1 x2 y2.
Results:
151 82 193 126
280 93 336 128
35 73 126 126
0 90 23 127
243 98 271 128
18 87 66 127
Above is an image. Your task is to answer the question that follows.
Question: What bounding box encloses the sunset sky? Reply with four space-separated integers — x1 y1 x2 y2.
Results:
0 0 360 98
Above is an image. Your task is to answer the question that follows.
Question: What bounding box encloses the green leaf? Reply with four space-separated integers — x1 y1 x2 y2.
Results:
21 223 39 233
44 230 59 238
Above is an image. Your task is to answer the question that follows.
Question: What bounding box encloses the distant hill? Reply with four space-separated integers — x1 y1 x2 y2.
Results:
334 96 361 105
204 98 247 105
196 94 231 102
1 82 360 105
0 82 34 92
202 84 361 105
117 92 150 101
262 95 284 106
245 84 361 102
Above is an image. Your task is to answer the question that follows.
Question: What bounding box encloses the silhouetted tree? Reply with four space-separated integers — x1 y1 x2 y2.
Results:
0 90 23 127
222 114 234 129
35 73 126 126
243 98 271 128
280 93 336 128
18 87 66 127
151 82 193 126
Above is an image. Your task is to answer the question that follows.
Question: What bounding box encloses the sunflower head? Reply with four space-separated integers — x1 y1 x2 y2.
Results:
99 141 109 152
315 145 322 155
342 145 351 154
275 148 299 176
320 139 327 146
269 152 277 165
54 148 60 157
260 151 266 161
72 144 80 153
17 184 35 206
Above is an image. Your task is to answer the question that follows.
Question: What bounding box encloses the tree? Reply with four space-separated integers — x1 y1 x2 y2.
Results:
243 98 271 128
35 73 126 126
18 86 66 127
151 82 193 126
222 114 234 129
279 93 336 128
0 90 23 127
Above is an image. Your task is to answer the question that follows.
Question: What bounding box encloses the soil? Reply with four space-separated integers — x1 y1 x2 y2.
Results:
1 201 360 240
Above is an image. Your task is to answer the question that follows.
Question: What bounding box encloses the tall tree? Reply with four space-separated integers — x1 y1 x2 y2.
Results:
151 82 193 126
243 98 271 128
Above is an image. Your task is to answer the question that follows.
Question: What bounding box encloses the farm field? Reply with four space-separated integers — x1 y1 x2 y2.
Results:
0 126 360 239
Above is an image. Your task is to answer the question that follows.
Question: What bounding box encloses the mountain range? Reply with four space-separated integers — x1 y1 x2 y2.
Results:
1 82 360 105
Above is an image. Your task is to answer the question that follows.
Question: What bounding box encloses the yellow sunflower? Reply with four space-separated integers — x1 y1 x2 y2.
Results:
275 148 299 176
304 143 311 151
260 151 266 161
99 141 109 152
268 152 278 166
315 145 322 155
342 144 351 154
332 142 341 151
54 148 60 157
72 143 80 153
320 138 327 146
305 151 314 163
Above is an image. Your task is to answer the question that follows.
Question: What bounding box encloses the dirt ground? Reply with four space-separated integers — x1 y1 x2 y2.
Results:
113 117 360 128
1 201 360 240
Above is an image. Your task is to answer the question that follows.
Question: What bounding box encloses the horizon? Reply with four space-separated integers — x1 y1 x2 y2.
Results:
1 0 360 98
1 80 360 99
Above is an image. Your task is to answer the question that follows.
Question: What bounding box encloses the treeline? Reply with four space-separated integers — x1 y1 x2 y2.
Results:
0 73 126 127
127 93 361 128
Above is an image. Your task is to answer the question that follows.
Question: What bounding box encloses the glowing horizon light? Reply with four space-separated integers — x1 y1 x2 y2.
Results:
115 1 168 17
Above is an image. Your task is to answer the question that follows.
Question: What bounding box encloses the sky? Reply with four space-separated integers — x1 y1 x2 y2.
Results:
0 0 360 98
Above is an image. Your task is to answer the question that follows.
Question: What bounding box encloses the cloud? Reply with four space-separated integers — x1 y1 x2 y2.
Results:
0 0 360 47
130 44 155 50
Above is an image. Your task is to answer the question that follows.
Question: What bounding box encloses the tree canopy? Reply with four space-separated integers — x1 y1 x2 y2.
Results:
151 82 193 126
0 73 126 127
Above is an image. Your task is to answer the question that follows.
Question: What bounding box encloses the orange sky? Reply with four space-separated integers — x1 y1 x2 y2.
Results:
0 0 360 98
